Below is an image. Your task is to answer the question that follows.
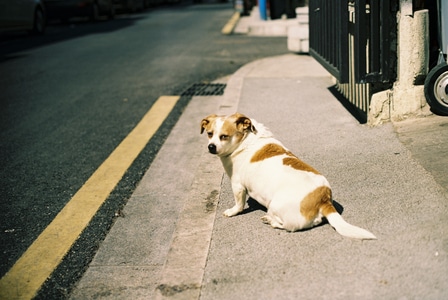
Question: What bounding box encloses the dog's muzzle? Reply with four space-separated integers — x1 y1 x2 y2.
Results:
208 144 217 154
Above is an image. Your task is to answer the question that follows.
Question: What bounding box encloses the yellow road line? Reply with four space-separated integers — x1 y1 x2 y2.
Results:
221 12 240 35
0 96 180 300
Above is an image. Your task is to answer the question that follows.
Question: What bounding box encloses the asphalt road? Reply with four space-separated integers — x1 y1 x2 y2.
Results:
0 1 288 297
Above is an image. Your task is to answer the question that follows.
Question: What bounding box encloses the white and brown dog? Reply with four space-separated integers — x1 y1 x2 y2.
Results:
201 112 376 240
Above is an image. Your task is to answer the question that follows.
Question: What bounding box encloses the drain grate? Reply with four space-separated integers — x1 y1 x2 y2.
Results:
181 83 226 96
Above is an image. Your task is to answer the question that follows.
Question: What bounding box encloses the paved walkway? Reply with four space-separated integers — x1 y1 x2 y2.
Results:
70 53 448 299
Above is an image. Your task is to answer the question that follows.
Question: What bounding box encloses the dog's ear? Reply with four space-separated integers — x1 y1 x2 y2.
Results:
235 115 256 133
200 114 217 134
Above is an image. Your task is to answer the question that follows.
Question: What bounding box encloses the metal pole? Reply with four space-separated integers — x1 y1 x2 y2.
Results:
259 0 267 20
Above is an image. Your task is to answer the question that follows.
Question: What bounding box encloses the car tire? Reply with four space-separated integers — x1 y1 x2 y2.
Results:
424 62 448 116
31 7 46 35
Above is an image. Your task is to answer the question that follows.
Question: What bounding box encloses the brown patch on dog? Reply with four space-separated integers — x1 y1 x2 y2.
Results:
221 117 239 134
235 115 256 133
250 143 288 163
250 142 320 174
251 144 321 176
200 114 218 134
300 186 336 221
218 117 244 143
221 113 257 133
282 156 320 174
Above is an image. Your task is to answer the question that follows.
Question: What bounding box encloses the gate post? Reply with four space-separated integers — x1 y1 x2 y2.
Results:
368 6 431 124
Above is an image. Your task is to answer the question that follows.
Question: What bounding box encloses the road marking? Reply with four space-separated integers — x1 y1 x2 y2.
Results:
0 96 180 300
221 12 240 35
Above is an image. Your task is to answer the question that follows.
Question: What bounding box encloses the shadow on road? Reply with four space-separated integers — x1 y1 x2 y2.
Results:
0 16 142 63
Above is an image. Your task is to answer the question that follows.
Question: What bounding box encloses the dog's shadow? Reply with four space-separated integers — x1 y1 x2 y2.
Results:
239 198 267 215
241 198 345 229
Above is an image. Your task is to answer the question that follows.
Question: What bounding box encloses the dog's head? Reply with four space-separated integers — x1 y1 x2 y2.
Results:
200 112 256 157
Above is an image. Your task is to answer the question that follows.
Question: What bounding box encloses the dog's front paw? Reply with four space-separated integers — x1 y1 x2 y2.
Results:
261 215 272 224
223 207 239 217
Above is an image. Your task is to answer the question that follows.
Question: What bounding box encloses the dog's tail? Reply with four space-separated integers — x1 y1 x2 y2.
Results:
325 212 377 240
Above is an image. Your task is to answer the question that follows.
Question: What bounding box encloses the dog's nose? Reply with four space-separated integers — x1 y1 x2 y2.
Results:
208 144 217 154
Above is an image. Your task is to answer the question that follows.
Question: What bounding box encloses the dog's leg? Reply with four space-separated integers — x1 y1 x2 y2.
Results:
261 214 284 229
223 183 246 217
312 214 323 226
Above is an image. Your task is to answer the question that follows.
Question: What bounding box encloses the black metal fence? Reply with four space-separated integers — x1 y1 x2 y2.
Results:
309 0 349 83
309 0 397 117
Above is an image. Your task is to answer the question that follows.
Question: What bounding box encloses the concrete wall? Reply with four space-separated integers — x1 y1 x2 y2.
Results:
368 3 432 125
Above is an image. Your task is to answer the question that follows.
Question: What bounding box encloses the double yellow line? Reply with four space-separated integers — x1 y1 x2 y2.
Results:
0 96 180 300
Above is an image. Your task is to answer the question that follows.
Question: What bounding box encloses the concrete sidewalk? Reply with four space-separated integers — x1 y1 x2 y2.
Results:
69 53 448 299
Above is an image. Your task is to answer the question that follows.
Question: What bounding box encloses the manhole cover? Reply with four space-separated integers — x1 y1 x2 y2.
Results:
181 83 226 96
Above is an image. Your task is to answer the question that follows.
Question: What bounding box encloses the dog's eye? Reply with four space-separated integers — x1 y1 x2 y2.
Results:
207 132 213 138
220 135 229 141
